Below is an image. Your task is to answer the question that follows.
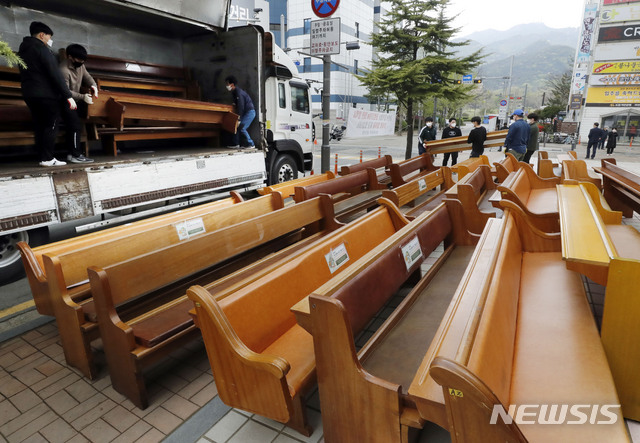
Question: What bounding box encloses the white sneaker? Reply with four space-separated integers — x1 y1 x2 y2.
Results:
39 158 67 167
67 154 95 164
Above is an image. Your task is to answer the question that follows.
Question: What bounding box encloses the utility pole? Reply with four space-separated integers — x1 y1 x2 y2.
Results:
321 54 331 173
506 55 514 115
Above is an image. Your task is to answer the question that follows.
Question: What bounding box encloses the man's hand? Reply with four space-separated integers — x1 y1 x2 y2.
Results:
67 98 78 110
90 85 98 97
83 94 94 105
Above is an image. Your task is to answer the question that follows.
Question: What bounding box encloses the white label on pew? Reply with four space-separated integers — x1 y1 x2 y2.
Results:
125 63 142 72
401 236 423 271
325 243 349 274
175 218 206 240
418 179 427 192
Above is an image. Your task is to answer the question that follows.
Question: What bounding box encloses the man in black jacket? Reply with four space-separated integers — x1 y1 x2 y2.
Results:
417 117 437 155
586 122 604 160
225 75 256 148
467 116 486 158
19 21 77 167
442 118 462 166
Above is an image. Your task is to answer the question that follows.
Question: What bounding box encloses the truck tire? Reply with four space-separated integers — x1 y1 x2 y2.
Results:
269 154 299 185
0 227 49 286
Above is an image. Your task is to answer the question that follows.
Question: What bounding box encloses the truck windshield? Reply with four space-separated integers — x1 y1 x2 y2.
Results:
291 85 309 114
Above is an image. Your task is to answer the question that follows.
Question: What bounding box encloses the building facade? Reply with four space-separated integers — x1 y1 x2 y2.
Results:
569 0 640 145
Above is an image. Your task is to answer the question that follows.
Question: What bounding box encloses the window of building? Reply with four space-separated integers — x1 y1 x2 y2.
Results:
354 59 359 75
278 83 286 108
355 22 360 38
304 18 311 34
291 85 310 114
303 57 311 73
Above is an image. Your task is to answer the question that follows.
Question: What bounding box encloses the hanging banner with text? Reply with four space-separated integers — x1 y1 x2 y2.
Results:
578 3 598 63
344 108 397 138
586 85 640 107
593 61 640 74
310 18 341 55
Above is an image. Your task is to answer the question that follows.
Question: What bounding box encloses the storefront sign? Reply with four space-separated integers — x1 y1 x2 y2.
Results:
603 0 640 5
601 3 640 24
593 61 640 74
585 85 640 107
594 43 640 61
570 94 583 110
599 25 640 42
592 74 640 86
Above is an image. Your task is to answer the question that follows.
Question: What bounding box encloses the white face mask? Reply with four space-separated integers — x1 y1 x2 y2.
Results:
426 122 432 127
226 85 233 91
47 39 53 47
528 119 533 124
450 123 456 128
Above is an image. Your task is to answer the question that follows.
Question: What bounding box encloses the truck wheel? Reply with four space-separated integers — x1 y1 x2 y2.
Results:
0 227 49 286
270 154 299 185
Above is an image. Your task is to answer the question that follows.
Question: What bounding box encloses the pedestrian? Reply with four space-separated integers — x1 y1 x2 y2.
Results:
59 44 95 163
441 117 462 167
629 124 637 143
417 117 437 155
598 126 609 150
606 127 618 155
586 122 604 159
504 109 529 161
523 112 540 163
18 21 77 166
467 116 486 158
225 75 255 148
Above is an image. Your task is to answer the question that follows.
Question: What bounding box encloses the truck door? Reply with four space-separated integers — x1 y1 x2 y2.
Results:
287 81 313 153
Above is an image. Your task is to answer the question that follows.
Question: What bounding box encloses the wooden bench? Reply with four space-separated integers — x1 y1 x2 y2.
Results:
444 164 500 235
593 158 640 218
381 167 453 219
186 199 411 436
18 193 243 318
387 153 438 188
341 155 394 185
83 195 341 408
256 171 336 199
299 202 486 442
496 163 561 232
451 154 494 180
294 168 388 220
427 209 628 442
561 158 602 189
493 152 521 183
424 130 508 156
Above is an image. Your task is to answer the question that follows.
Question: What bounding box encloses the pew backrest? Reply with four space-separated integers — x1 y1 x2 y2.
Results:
382 168 453 209
340 155 393 176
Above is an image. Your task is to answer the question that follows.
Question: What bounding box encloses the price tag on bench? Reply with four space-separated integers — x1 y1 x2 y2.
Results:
125 63 142 72
418 178 427 192
325 243 349 274
401 236 423 271
175 217 206 240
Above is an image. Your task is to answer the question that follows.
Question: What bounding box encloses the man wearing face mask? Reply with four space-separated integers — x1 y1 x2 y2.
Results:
417 117 437 155
19 21 77 167
225 75 256 148
441 118 462 167
522 113 539 163
504 109 529 161
59 44 96 163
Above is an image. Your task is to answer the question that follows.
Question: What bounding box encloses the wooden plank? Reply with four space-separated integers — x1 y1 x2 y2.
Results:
425 130 508 155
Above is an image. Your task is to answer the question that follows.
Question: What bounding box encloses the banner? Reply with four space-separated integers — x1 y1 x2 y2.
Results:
594 43 640 61
601 3 640 24
593 61 640 74
585 85 640 107
591 73 640 86
344 108 397 138
577 4 598 63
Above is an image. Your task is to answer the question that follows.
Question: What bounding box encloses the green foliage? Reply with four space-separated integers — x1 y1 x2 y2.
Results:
536 104 565 120
358 0 483 158
0 38 25 68
545 70 572 108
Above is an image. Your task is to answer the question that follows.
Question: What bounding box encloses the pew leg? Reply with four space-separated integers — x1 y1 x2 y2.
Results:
100 134 118 156
109 357 148 409
603 186 634 218
285 394 312 437
55 309 98 379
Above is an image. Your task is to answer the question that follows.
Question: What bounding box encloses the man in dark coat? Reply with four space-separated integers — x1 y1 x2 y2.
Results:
586 122 604 160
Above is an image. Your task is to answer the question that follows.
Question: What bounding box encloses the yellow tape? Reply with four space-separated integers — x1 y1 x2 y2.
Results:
0 300 35 320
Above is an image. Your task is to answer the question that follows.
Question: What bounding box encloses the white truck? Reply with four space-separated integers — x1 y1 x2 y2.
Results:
0 0 314 284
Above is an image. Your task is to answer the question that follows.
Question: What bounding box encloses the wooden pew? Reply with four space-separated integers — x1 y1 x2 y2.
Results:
186 200 410 436
341 155 394 185
427 209 628 442
593 158 640 218
444 164 499 235
294 168 388 220
493 152 521 183
424 130 508 156
387 153 438 188
496 163 561 232
451 154 494 180
256 171 336 199
381 167 453 219
536 150 557 179
18 193 243 317
84 195 341 408
561 158 602 189
299 202 489 442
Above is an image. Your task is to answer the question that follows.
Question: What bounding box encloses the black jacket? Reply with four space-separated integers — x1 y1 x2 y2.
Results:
587 127 604 143
467 126 487 152
232 86 255 117
442 126 462 139
18 36 72 100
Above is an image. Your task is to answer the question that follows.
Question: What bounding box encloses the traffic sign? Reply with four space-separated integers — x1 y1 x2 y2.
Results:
311 0 340 18
462 74 473 84
310 18 341 55
500 100 507 106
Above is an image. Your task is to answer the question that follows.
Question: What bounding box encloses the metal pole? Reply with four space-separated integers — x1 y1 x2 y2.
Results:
321 55 331 173
506 56 514 115
523 83 528 112
280 14 286 49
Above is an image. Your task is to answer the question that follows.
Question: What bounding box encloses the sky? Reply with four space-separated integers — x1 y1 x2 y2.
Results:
447 0 587 37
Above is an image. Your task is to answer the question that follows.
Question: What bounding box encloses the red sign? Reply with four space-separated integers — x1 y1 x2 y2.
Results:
311 0 340 18
604 0 640 4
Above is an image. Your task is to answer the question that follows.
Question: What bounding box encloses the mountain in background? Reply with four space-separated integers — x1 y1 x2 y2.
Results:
452 23 579 106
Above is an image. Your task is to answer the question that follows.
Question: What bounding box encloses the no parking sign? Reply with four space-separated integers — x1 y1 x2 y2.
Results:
312 0 340 18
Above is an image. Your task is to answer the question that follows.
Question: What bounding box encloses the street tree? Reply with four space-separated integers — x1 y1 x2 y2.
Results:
545 70 572 107
358 0 483 159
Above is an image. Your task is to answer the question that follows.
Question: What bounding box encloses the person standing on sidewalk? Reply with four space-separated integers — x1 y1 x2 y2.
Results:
523 113 540 163
504 109 528 161
225 75 255 148
467 116 486 158
441 118 462 166
586 122 604 159
19 21 77 167
598 126 609 150
418 117 437 155
606 127 618 155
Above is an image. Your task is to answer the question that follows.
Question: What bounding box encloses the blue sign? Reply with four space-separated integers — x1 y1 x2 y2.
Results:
311 0 340 18
462 75 473 84
500 99 508 106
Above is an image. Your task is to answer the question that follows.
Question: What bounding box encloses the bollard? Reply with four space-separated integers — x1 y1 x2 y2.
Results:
310 169 314 175
571 135 576 151
334 154 338 174
360 150 363 163
378 147 381 158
